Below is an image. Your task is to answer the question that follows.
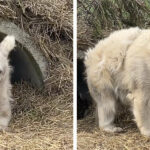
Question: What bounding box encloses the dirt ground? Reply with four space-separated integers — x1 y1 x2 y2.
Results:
78 108 150 150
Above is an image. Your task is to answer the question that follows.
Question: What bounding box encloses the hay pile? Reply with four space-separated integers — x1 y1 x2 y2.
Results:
78 0 150 149
0 1 72 149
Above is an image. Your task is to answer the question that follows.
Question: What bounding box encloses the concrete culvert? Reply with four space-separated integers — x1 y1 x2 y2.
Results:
0 19 48 88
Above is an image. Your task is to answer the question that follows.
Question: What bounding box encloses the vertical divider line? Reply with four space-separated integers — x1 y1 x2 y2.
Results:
73 0 77 149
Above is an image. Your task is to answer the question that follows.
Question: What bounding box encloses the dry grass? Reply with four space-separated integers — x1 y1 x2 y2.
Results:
77 18 94 51
78 108 150 150
0 0 73 58
0 83 72 150
0 0 73 149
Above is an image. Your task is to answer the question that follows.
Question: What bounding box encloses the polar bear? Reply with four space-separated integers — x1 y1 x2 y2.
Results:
84 27 150 136
0 35 15 130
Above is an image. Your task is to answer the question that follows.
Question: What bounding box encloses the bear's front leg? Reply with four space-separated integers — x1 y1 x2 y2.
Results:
96 93 123 133
0 98 11 130
88 82 123 133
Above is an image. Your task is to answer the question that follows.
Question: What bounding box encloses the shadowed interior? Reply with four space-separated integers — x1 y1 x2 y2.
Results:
77 59 92 119
0 32 44 88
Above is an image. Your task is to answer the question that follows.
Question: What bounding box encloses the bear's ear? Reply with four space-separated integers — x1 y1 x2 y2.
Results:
0 35 15 57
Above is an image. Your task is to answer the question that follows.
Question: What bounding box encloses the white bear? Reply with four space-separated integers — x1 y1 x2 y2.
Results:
0 35 15 130
84 27 150 136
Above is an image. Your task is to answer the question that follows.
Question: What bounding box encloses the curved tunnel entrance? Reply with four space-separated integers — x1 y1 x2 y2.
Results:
0 33 45 88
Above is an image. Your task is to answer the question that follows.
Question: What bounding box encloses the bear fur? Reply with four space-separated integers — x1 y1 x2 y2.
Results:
84 27 150 136
0 35 15 130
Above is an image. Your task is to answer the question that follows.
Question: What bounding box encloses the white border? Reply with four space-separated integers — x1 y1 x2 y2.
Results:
73 0 77 149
